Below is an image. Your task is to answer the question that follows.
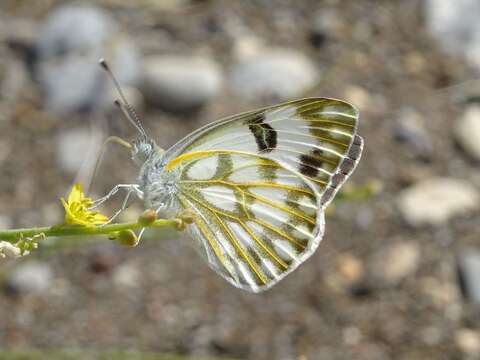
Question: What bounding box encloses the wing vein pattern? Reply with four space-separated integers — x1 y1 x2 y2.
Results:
163 98 363 292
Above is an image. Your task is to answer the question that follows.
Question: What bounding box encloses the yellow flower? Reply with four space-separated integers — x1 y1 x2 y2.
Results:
61 183 108 227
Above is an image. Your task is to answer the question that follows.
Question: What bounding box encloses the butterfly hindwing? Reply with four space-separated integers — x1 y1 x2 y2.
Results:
163 98 363 292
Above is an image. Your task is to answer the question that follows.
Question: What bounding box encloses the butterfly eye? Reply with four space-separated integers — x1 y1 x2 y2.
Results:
131 140 151 164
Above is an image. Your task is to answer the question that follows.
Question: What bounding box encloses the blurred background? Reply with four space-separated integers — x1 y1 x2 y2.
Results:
1 0 480 359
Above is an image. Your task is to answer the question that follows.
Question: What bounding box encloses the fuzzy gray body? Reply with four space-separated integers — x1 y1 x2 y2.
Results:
137 151 180 216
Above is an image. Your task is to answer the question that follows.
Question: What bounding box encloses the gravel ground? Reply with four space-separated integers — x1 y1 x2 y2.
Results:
1 1 480 359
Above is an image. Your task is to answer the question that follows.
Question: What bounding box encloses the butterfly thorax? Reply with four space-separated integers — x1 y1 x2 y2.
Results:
138 150 180 214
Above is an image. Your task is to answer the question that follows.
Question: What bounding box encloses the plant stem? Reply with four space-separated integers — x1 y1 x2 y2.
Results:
0 219 179 243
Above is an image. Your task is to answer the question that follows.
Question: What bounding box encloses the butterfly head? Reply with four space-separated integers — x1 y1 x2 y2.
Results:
131 136 164 166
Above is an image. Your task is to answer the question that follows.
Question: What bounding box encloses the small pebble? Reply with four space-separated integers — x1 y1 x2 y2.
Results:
229 48 320 101
457 249 480 303
455 105 480 161
456 328 480 355
343 85 372 112
373 241 421 284
426 0 480 70
89 246 121 273
335 253 365 284
56 127 102 174
342 326 362 346
397 177 480 226
310 9 342 48
7 262 53 295
393 108 432 161
112 262 141 289
421 276 460 308
141 55 222 113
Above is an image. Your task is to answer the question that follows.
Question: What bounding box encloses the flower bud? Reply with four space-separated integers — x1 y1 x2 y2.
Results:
180 209 195 224
138 209 157 226
117 230 138 247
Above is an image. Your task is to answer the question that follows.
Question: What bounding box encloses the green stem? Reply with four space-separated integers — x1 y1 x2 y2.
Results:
0 219 179 243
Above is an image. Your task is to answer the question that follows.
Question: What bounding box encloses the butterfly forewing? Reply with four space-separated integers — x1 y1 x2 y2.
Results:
163 98 363 292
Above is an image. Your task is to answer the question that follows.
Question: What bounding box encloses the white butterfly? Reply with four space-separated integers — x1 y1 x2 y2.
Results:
95 60 363 293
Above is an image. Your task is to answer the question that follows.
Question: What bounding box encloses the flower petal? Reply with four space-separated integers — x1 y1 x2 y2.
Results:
61 183 109 227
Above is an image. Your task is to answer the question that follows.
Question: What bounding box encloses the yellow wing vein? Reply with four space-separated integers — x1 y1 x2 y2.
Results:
211 212 268 285
179 179 316 196
180 188 286 282
219 161 281 180
179 190 239 221
264 99 355 126
300 125 353 137
302 119 356 128
177 194 232 276
241 189 316 225
265 112 355 129
238 221 289 270
253 218 307 249
237 181 320 193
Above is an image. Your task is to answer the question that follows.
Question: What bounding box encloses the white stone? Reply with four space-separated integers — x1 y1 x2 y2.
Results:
455 105 480 160
8 262 53 294
458 250 480 303
456 328 480 355
397 177 480 226
343 85 372 112
141 55 222 113
426 0 480 70
376 242 421 283
335 253 365 284
229 48 320 100
112 262 140 289
394 107 432 158
56 127 103 174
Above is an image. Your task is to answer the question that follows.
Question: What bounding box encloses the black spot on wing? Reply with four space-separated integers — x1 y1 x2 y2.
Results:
245 114 277 153
299 149 324 177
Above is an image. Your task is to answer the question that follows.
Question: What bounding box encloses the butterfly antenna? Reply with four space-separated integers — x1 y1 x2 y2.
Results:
87 135 132 195
99 58 147 138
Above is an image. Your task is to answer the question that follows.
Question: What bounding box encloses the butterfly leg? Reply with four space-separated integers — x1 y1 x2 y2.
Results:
90 184 143 209
101 185 145 225
132 206 162 243
136 227 146 242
